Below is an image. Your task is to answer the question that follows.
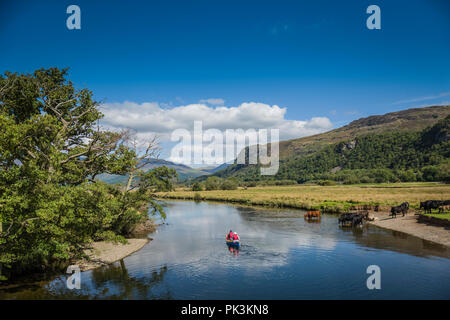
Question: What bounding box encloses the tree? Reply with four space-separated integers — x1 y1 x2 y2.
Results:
439 162 450 184
192 182 203 191
422 166 440 181
0 68 176 279
221 179 238 190
204 176 222 190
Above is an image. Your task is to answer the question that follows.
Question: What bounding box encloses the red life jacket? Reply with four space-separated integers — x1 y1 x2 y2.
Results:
233 234 239 240
228 232 233 240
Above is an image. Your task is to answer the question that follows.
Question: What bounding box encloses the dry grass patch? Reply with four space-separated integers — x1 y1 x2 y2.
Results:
158 183 450 213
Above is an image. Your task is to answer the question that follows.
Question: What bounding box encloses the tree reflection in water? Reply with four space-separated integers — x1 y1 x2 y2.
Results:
84 261 171 299
0 262 171 300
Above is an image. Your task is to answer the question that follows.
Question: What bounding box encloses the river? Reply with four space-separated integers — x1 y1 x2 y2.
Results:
1 200 450 299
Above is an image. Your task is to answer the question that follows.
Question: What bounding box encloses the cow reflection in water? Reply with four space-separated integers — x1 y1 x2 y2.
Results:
304 217 321 223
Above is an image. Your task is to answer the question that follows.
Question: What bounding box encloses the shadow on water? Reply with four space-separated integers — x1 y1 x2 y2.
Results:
0 261 171 300
355 225 450 258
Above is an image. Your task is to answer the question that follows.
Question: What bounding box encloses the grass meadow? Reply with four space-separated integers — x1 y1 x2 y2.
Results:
157 182 450 214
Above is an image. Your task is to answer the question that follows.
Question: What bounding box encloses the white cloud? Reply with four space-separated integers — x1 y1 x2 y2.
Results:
100 101 333 164
392 91 450 105
101 101 332 139
199 98 225 105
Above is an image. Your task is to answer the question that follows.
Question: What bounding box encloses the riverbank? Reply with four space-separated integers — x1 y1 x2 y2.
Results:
75 238 151 271
367 211 450 248
74 219 158 271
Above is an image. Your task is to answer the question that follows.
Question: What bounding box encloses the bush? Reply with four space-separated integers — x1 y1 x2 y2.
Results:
317 180 337 186
359 176 373 183
204 176 222 190
192 182 203 191
343 176 360 185
422 166 440 181
221 179 238 190
439 162 450 184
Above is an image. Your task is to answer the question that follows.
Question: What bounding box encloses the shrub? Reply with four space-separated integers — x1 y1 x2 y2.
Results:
192 182 203 191
317 180 337 186
204 176 222 190
422 165 440 181
221 179 238 190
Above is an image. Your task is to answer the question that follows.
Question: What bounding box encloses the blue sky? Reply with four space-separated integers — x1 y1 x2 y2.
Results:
0 0 449 163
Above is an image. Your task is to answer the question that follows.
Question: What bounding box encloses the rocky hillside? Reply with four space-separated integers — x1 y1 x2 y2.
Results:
278 105 449 159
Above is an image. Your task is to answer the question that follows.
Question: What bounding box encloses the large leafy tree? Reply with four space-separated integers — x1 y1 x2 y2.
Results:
0 68 176 279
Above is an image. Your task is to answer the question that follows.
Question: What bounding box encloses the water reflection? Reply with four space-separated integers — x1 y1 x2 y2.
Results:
1 200 449 299
0 262 170 300
227 245 240 256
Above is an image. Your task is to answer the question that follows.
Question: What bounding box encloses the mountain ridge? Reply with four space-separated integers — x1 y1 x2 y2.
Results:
209 105 450 183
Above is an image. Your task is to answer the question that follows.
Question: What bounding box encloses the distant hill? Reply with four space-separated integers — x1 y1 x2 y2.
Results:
210 105 450 183
98 159 216 184
278 105 450 159
200 162 232 173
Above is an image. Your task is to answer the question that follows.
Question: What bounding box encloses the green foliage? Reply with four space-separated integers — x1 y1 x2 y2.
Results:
191 182 203 191
204 176 223 190
316 180 338 186
0 68 176 279
439 162 450 184
221 178 238 190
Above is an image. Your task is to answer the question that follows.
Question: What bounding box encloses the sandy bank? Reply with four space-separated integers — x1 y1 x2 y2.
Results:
76 238 151 271
368 212 450 248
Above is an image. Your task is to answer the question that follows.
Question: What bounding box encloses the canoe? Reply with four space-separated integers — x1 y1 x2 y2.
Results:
225 239 240 248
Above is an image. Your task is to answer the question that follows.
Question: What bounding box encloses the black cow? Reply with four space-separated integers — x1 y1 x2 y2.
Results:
390 206 402 218
351 214 364 227
339 213 364 227
358 210 370 220
390 202 409 218
400 202 409 212
420 200 443 214
338 213 353 225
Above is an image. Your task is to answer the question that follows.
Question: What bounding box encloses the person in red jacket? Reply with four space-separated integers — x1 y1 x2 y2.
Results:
227 230 233 241
233 232 240 241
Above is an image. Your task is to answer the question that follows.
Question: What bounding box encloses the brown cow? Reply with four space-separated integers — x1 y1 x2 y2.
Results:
304 210 321 219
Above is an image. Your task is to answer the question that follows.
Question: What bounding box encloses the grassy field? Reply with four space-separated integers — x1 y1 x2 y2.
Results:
157 182 450 213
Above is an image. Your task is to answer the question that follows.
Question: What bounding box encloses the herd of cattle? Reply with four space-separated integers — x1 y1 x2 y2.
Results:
336 199 450 228
419 200 450 214
338 211 369 227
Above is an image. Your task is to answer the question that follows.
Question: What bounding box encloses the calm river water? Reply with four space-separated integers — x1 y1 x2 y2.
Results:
1 200 450 299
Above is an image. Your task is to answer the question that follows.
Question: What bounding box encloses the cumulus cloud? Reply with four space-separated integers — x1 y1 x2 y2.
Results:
101 101 331 138
198 98 225 105
99 101 333 165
